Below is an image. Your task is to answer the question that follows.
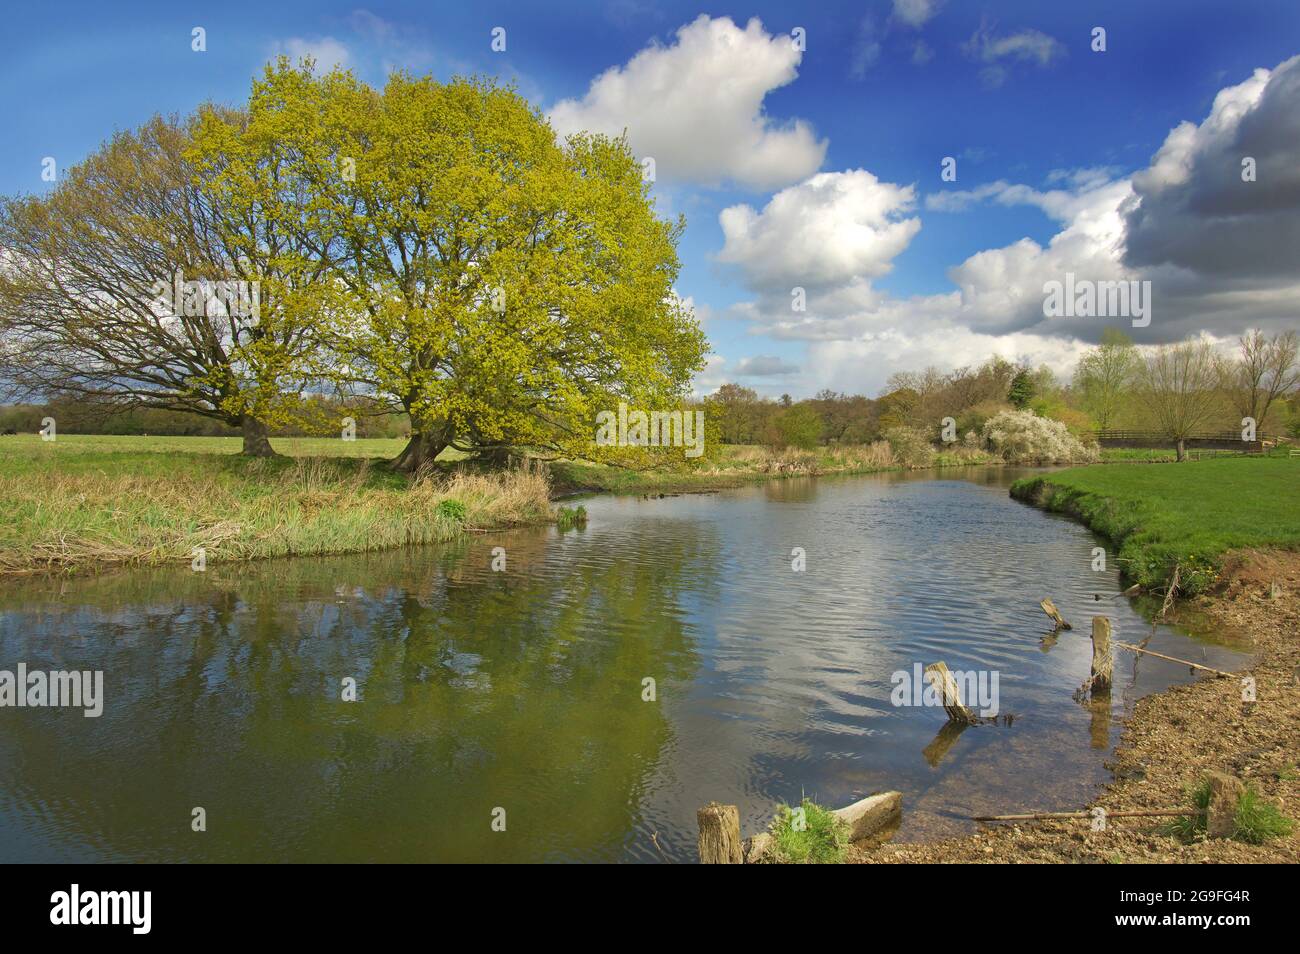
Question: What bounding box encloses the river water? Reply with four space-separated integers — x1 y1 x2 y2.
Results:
0 467 1249 862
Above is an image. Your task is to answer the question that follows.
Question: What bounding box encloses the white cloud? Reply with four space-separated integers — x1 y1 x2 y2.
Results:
272 11 438 78
691 353 730 397
926 172 1124 224
549 15 825 189
275 37 352 72
717 170 921 291
963 20 1064 87
804 327 1092 397
850 16 882 78
893 0 942 29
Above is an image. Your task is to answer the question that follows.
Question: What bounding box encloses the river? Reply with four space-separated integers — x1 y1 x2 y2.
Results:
0 467 1249 862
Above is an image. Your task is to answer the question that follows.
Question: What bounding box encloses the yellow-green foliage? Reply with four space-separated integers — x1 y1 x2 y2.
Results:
214 61 708 461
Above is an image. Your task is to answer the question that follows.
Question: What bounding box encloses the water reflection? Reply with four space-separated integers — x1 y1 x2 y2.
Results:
0 467 1250 861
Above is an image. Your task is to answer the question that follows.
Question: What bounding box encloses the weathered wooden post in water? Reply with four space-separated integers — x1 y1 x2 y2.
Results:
697 802 743 864
1087 616 1113 692
924 662 978 724
1040 597 1072 631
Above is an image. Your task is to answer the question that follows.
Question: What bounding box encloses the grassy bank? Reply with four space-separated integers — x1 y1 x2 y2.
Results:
0 435 548 575
551 442 999 495
1011 457 1300 593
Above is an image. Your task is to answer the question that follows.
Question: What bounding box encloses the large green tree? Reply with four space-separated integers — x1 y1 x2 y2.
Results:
226 63 707 471
0 112 341 456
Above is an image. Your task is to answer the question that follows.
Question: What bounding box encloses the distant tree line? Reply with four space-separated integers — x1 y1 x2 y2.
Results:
705 331 1300 461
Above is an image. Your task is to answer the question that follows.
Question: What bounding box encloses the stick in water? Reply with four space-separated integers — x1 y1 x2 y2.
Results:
1113 641 1235 678
973 809 1188 822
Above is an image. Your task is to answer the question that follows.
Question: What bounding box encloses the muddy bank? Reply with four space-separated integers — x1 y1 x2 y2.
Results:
856 550 1300 863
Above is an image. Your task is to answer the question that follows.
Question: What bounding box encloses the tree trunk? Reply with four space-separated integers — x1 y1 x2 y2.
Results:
240 416 277 457
392 428 450 474
1176 438 1186 461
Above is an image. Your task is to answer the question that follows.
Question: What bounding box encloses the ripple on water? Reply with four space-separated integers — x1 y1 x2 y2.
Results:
0 468 1250 862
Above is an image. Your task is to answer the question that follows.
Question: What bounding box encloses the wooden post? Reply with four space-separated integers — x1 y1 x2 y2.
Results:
1040 597 1072 631
697 802 743 864
925 662 977 724
1088 617 1113 692
1206 772 1244 839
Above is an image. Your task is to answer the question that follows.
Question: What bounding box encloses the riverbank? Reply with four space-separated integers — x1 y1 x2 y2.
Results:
1011 457 1300 594
859 549 1300 863
859 458 1300 864
0 438 551 576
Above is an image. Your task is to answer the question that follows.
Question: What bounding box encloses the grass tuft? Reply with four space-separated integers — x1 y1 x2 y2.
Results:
435 499 468 524
767 798 849 864
554 505 587 530
1164 779 1294 845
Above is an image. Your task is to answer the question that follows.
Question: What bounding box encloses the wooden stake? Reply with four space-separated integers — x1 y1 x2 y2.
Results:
924 662 978 724
1039 597 1072 630
1206 772 1244 839
1088 616 1113 692
697 802 743 864
1114 642 1234 678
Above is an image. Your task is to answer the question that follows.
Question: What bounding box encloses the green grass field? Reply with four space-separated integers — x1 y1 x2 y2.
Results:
0 434 541 575
1011 457 1300 593
1099 447 1291 463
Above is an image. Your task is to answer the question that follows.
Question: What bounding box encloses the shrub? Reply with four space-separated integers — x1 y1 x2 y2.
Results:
771 404 823 450
956 399 1012 438
982 409 1099 464
883 426 936 468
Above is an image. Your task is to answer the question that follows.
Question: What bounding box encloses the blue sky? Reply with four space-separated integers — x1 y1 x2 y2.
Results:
3 1 1299 396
